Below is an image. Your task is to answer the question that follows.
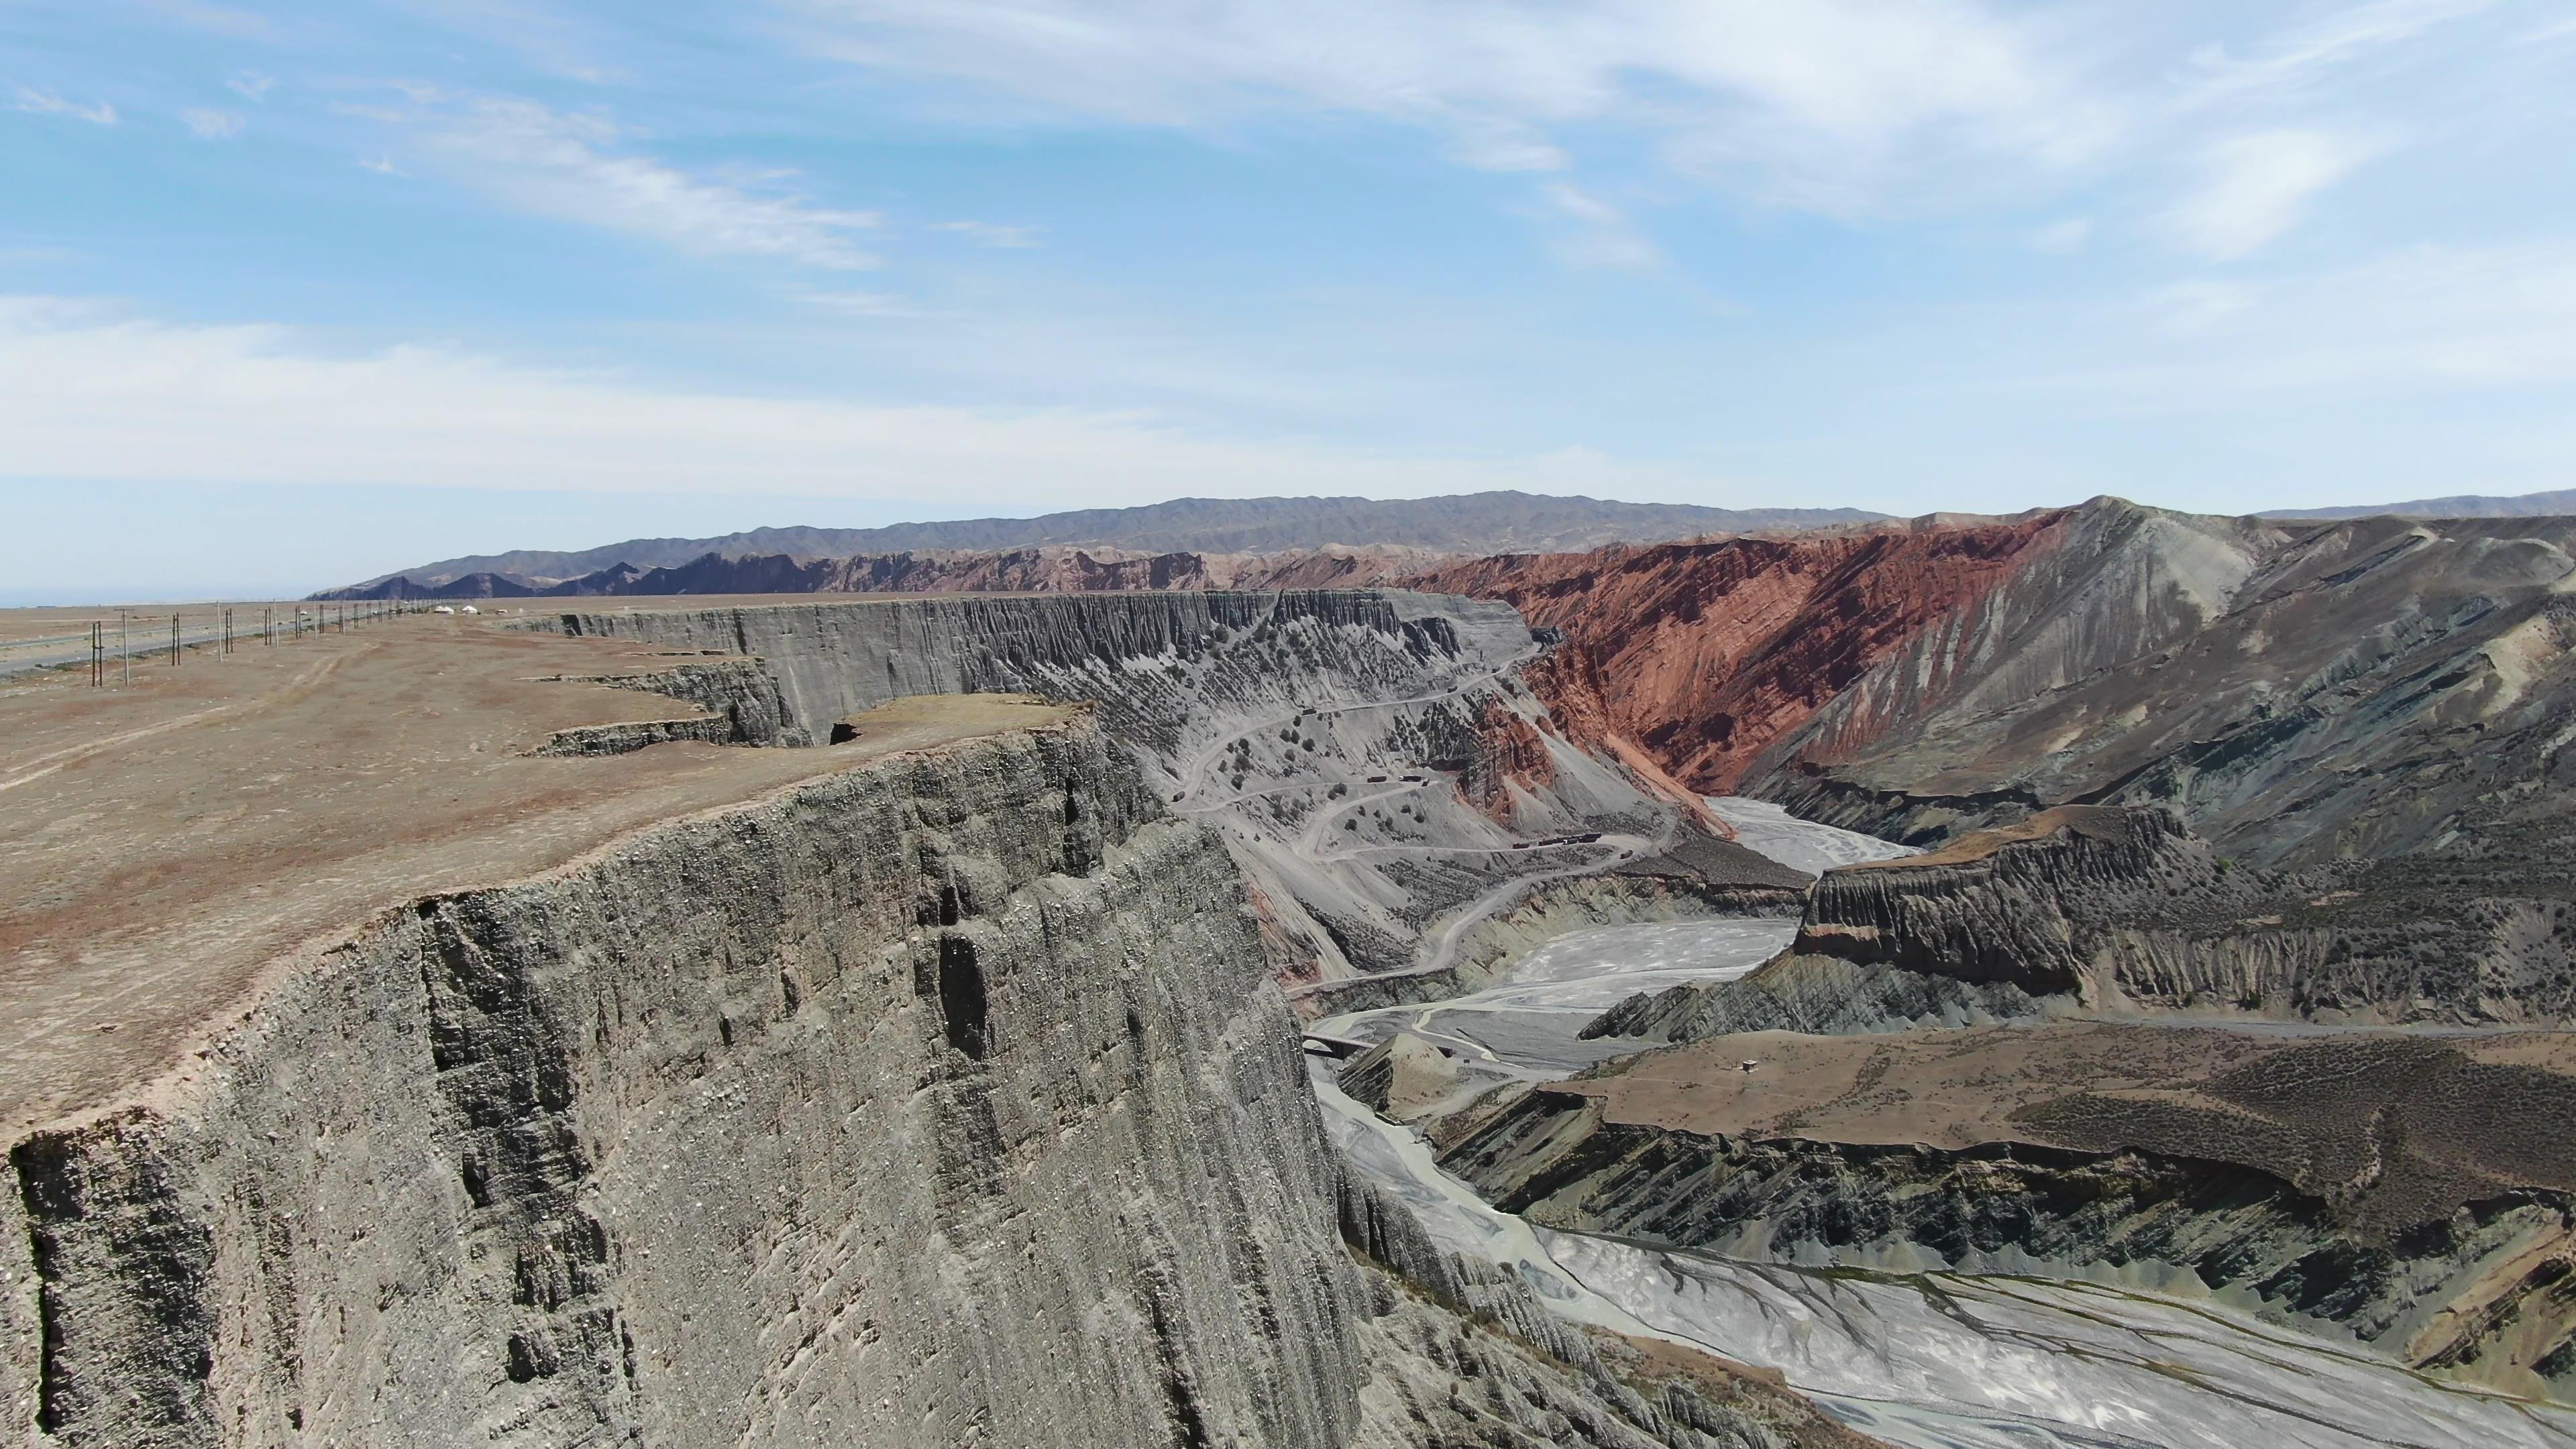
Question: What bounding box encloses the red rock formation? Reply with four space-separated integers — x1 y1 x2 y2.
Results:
1463 698 1558 824
1407 515 2069 793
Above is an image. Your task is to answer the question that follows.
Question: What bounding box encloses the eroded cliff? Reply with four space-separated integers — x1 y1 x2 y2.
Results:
5 719 1381 1448
1 605 1869 1449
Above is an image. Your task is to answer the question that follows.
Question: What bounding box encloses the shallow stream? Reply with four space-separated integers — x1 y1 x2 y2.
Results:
1309 797 2576 1449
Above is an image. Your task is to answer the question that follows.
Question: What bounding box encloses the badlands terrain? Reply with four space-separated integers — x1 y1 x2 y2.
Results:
6 489 2576 1448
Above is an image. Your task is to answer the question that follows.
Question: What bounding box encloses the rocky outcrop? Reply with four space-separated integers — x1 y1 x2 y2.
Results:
1744 512 2576 872
1335 1036 1459 1122
1405 515 2071 794
1592 804 2576 1039
1432 1033 2576 1401
2 722 1375 1448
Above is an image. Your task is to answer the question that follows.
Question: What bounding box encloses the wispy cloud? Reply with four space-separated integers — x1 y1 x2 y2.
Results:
2009 243 2576 401
931 220 1042 248
13 88 118 126
399 95 883 269
1538 182 1661 272
2167 129 2378 259
2176 0 2495 109
226 72 274 103
786 0 2112 211
182 109 246 140
0 296 1714 506
356 154 405 176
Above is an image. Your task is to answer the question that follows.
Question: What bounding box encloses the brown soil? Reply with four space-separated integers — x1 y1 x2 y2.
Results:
1557 1022 2576 1183
0 608 1071 1136
1832 804 2131 871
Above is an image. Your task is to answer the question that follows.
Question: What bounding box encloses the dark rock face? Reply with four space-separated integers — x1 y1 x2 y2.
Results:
1594 804 2576 1038
1784 806 2205 993
1434 1083 2576 1400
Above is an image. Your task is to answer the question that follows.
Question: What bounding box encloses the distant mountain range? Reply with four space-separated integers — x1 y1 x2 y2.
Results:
347 492 1884 590
2263 486 2576 519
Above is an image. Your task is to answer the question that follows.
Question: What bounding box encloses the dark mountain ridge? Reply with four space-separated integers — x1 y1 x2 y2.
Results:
353 492 1884 589
2263 486 2576 519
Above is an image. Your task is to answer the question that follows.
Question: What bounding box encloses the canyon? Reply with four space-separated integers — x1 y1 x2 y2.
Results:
14 487 2576 1448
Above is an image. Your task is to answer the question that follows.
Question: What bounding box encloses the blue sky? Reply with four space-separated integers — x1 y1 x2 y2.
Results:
5 0 2576 596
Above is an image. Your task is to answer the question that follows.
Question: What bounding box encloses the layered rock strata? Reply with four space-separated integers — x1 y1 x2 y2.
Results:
5 721 1369 1448
1749 513 2576 869
1593 804 2576 1040
1404 513 2076 794
1431 1030 2576 1400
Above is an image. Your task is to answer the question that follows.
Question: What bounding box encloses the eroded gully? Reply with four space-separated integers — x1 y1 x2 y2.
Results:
1307 796 2576 1449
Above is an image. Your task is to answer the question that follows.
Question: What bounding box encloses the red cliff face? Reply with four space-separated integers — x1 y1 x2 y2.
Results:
1407 516 2068 793
1463 698 1558 825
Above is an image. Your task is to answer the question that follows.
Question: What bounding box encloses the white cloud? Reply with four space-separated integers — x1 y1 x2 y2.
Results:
931 220 1042 248
227 72 275 103
1538 182 1661 272
356 154 405 175
399 95 883 269
2008 244 2576 402
182 109 246 140
2031 217 2092 253
0 297 1716 506
2167 129 2377 259
786 0 2111 209
800 290 924 316
13 88 118 126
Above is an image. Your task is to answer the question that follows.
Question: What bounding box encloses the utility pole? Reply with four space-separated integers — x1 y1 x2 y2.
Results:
90 621 101 687
119 610 129 687
170 612 180 665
